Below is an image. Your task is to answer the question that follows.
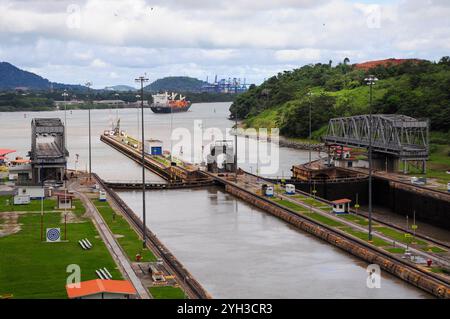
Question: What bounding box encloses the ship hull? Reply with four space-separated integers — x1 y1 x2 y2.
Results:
150 104 191 113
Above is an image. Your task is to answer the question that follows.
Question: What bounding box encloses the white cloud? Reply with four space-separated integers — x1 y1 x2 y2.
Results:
90 58 109 68
275 49 322 62
0 0 448 87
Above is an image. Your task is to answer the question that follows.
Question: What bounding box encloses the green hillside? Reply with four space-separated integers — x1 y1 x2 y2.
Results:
144 76 207 93
231 57 450 137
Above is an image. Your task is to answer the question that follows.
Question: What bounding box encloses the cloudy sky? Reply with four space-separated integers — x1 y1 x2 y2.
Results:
0 0 449 88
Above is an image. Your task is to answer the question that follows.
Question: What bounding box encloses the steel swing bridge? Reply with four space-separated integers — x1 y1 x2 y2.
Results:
323 114 429 161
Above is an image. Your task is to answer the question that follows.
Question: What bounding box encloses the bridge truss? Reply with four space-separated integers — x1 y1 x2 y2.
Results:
323 114 429 167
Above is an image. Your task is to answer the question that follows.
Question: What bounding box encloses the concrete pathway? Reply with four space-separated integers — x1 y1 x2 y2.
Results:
73 186 151 299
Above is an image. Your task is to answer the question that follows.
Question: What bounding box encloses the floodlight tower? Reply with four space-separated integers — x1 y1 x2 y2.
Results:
85 82 92 180
364 75 378 241
135 75 149 248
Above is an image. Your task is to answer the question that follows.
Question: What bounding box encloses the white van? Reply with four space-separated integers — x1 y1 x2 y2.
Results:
265 186 274 197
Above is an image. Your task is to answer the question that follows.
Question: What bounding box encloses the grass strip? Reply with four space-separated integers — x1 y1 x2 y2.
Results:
149 286 186 299
93 199 157 262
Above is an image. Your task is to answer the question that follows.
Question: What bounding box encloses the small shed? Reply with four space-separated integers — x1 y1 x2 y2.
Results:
331 199 351 214
144 139 163 156
53 191 76 209
66 279 136 299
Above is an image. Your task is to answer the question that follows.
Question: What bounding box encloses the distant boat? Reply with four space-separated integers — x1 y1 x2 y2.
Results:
150 92 191 114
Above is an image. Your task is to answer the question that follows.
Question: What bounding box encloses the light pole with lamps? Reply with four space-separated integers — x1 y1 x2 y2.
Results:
85 82 92 181
307 91 314 212
135 94 141 137
85 82 92 180
135 76 149 248
364 75 378 241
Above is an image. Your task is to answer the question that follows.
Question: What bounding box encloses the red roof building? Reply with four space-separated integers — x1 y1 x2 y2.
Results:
331 199 351 214
66 279 136 299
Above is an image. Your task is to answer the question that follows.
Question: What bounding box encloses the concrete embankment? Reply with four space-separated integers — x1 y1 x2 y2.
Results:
222 181 449 298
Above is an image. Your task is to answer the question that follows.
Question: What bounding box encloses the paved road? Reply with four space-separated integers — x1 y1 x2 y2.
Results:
72 183 151 299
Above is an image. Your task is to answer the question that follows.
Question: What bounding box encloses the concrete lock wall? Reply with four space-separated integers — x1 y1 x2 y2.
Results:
373 178 450 230
289 177 449 231
291 179 369 205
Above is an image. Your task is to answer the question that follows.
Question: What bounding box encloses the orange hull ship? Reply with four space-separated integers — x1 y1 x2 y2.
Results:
150 92 191 113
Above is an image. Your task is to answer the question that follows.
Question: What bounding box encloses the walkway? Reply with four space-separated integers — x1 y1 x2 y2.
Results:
71 181 151 299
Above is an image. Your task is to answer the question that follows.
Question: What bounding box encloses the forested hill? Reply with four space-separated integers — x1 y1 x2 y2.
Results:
230 57 450 138
0 62 51 89
144 76 207 93
0 61 85 90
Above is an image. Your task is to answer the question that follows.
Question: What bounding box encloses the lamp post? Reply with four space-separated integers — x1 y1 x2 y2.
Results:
135 94 141 137
307 91 313 211
364 75 378 241
62 89 69 180
85 82 92 180
135 76 149 248
234 107 238 182
170 94 174 163
62 89 69 129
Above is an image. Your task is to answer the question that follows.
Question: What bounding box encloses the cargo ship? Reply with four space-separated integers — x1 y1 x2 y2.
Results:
150 92 191 113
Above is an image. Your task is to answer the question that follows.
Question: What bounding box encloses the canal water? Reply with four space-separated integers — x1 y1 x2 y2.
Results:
0 103 430 298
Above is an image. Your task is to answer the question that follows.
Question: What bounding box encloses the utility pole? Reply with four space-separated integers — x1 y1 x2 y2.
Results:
85 82 92 180
307 91 313 200
136 94 141 137
62 90 69 147
135 75 149 248
234 107 238 182
364 75 378 241
170 94 174 163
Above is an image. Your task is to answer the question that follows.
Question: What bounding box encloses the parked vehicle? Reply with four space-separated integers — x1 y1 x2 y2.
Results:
411 176 426 186
285 184 295 195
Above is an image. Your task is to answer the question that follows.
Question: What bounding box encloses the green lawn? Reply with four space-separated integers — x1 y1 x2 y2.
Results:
0 212 121 298
426 246 447 253
0 195 57 212
301 197 328 208
338 214 369 226
384 247 406 254
430 267 450 275
149 286 186 299
72 199 86 217
375 226 427 246
272 198 307 212
93 199 157 262
341 227 390 247
303 212 345 227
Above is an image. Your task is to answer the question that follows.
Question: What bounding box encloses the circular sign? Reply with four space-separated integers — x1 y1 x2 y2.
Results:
46 228 61 242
